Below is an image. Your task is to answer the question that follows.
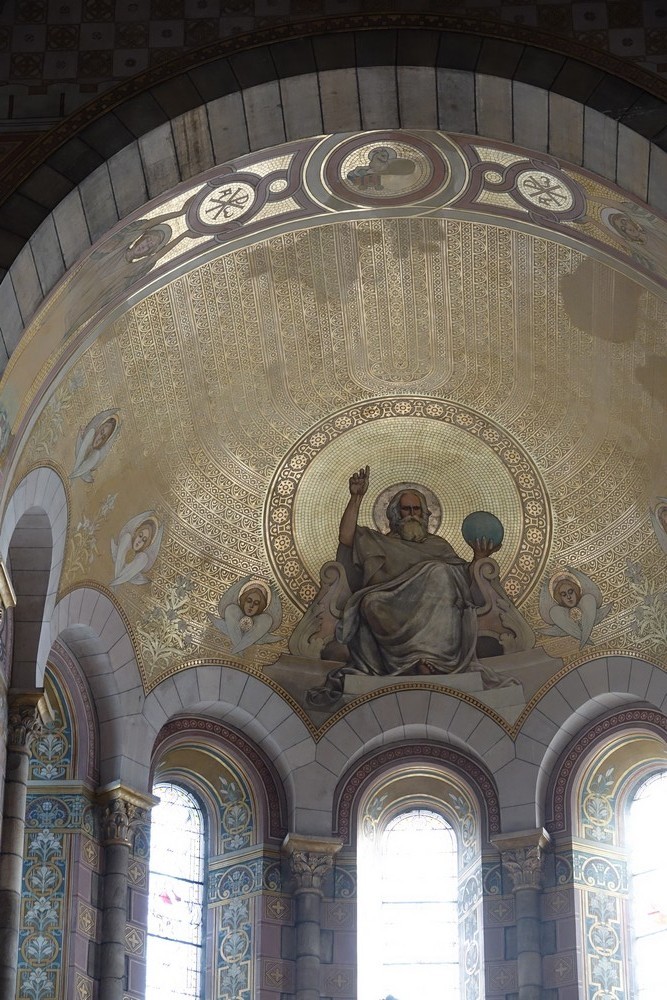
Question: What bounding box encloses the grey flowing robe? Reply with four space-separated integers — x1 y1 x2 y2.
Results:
336 526 479 676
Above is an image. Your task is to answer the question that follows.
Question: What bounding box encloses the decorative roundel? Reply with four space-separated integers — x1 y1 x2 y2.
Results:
265 397 552 611
515 169 575 212
195 179 257 227
511 165 584 220
322 132 451 208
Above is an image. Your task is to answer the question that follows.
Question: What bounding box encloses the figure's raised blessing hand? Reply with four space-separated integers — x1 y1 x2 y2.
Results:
349 466 370 497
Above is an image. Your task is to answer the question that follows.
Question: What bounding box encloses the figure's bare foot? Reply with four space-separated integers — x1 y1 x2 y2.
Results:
306 670 345 708
414 659 438 675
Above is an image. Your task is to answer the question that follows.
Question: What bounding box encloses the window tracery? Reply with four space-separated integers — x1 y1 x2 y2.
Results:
563 723 667 1000
627 770 667 1000
146 782 206 1000
356 768 485 1000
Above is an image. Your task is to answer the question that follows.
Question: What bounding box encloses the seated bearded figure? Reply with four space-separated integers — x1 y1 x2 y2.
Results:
306 466 502 706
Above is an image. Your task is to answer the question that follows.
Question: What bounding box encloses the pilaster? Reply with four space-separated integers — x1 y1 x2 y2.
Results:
97 783 157 1000
282 833 342 1000
492 828 551 1000
0 690 52 999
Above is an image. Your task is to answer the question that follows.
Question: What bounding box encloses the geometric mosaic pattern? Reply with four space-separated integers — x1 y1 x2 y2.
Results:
1 2 666 107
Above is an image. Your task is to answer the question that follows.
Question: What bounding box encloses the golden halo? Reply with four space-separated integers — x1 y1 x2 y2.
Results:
239 578 272 607
265 396 552 611
372 482 442 534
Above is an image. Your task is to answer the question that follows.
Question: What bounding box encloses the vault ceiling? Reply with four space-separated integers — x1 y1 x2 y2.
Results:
2 131 666 711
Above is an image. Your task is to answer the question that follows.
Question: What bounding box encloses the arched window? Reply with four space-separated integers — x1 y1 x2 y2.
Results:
627 770 667 1000
564 724 667 1000
356 768 485 1000
146 782 206 1000
375 808 459 1000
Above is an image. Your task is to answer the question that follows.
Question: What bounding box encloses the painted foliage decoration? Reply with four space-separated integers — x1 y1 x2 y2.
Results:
0 130 664 725
18 675 95 1000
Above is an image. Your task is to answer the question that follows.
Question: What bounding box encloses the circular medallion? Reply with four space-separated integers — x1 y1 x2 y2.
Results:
265 397 552 610
195 179 257 228
510 165 584 220
323 132 449 207
515 169 575 212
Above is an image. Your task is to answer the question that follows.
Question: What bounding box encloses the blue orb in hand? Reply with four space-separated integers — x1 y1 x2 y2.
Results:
461 511 504 548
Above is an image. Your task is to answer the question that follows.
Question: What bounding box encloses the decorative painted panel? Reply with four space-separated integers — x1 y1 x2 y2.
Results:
16 673 84 1000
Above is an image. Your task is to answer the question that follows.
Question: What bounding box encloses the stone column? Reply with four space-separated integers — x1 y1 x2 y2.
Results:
0 690 51 998
282 834 342 1000
492 828 551 1000
97 783 155 1000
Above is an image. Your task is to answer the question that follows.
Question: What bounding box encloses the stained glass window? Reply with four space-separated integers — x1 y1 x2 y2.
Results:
360 808 459 1000
146 782 206 1000
628 771 667 1000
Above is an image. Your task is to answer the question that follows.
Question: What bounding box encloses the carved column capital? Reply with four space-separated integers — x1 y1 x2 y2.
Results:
282 833 342 891
7 689 52 751
492 827 551 892
289 851 335 890
97 783 158 847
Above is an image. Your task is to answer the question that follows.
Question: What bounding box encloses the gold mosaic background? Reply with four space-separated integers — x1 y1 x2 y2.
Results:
268 400 550 609
11 213 667 688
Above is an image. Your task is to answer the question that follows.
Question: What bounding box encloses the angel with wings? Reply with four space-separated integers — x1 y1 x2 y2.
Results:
71 409 120 483
110 511 163 588
211 576 282 654
649 498 667 556
539 567 611 648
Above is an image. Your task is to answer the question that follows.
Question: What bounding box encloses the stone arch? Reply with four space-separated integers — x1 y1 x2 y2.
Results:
313 689 515 836
543 704 667 837
143 665 310 826
47 638 100 786
324 687 512 781
347 741 493 1000
1 19 666 271
530 655 667 826
49 587 145 786
16 583 314 818
0 468 67 688
540 705 667 1000
333 738 502 848
151 716 288 844
146 713 291 1000
2 43 667 369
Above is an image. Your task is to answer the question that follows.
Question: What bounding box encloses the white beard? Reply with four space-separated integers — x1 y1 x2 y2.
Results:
397 518 428 542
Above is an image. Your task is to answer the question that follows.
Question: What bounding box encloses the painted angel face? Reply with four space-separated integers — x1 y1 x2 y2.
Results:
609 213 645 243
240 589 267 617
556 582 580 608
657 505 667 534
133 522 154 552
92 417 116 449
126 229 164 260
